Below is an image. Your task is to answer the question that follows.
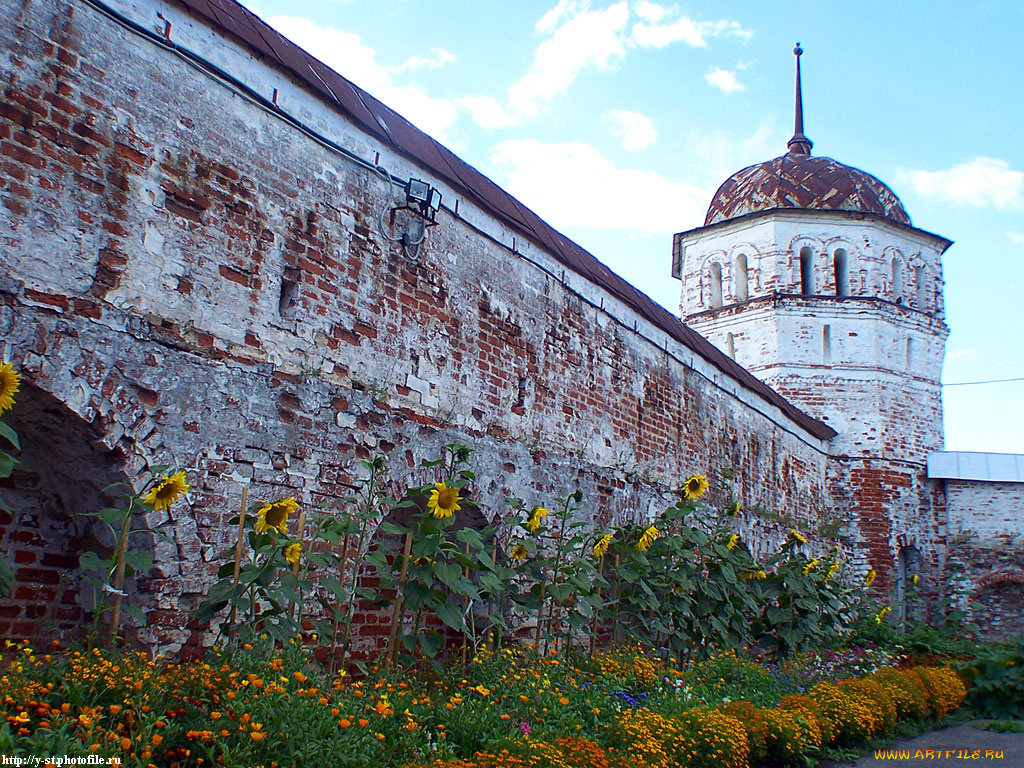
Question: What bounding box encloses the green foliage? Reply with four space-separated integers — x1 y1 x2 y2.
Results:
77 467 181 646
958 637 1024 718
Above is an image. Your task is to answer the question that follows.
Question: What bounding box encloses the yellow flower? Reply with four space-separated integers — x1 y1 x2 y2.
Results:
256 497 299 535
427 482 461 519
525 506 548 533
511 542 528 561
726 534 739 551
0 361 21 415
284 542 302 565
802 558 819 575
683 474 709 500
726 500 741 517
912 573 919 586
593 533 613 558
825 561 840 581
875 606 891 624
637 525 659 552
790 529 807 545
143 471 189 512
865 569 877 587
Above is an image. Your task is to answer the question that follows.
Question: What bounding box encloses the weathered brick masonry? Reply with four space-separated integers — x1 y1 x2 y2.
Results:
0 0 838 651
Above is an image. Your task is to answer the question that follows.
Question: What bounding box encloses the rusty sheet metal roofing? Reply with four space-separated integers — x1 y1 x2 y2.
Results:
705 153 911 227
174 0 836 441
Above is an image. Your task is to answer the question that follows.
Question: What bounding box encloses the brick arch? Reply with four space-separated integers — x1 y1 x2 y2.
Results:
970 572 1024 641
0 382 134 643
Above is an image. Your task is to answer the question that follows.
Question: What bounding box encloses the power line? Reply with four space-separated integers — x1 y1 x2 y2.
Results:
943 377 1024 387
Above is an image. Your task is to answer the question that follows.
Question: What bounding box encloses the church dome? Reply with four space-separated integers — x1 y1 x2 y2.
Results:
704 153 911 226
704 43 910 228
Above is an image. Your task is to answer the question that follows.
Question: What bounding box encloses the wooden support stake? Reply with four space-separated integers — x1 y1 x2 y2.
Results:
288 507 308 623
461 541 471 664
386 532 414 664
329 529 351 675
591 553 604 654
228 487 249 633
107 506 133 648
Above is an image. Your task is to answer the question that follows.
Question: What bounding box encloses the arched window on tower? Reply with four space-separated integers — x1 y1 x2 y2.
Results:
833 248 849 297
735 254 749 302
892 257 904 302
914 266 926 309
709 262 723 309
799 247 815 295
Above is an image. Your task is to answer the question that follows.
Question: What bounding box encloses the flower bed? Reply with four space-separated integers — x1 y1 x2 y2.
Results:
0 640 967 767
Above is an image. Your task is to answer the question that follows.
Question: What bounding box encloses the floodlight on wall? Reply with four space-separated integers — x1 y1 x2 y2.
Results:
376 167 442 261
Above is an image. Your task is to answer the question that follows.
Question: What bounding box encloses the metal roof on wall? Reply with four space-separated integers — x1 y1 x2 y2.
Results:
171 0 837 442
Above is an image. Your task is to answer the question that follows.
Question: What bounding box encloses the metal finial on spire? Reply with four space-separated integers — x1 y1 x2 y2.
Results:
787 42 813 156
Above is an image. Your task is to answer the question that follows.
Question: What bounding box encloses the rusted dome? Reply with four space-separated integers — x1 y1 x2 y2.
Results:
704 153 911 227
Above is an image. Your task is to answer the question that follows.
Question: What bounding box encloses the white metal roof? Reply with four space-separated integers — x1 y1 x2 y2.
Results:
927 451 1024 483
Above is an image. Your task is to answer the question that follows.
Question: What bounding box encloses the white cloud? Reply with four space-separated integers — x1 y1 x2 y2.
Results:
263 15 458 143
605 109 657 151
393 48 456 73
634 0 669 23
463 1 750 130
685 121 785 182
456 95 520 130
509 1 630 120
488 138 709 233
705 66 744 93
1007 232 1024 246
632 14 753 49
898 157 1024 211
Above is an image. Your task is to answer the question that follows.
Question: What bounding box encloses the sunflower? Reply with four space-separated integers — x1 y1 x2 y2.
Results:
256 497 299 535
726 533 739 551
284 542 302 565
143 471 189 512
525 506 548 534
911 573 919 586
802 558 819 575
0 362 20 415
864 569 877 587
637 525 659 552
825 561 840 581
427 482 461 519
875 606 891 624
682 474 709 501
726 500 741 517
510 542 528 561
790 529 807 545
593 533 613 559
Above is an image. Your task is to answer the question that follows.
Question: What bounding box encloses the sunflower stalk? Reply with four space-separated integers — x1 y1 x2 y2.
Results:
106 496 135 648
227 487 249 635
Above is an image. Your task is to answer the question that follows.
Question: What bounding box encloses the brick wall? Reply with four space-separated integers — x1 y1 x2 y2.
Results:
0 0 836 652
945 479 1024 640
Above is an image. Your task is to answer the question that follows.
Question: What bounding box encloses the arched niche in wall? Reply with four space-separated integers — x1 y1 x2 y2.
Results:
0 384 134 644
734 253 749 302
709 261 723 309
889 251 905 303
894 545 922 629
356 488 498 660
970 574 1024 641
799 246 815 296
833 247 850 297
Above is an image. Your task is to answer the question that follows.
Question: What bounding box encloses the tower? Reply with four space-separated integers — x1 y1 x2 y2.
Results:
671 45 952 587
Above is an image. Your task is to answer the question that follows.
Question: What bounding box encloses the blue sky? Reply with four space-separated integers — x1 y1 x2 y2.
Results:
242 0 1024 454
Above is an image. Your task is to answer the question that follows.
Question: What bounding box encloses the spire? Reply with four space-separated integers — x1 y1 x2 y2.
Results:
787 42 813 156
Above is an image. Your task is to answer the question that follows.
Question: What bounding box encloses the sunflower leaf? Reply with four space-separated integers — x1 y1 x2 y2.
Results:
0 421 19 450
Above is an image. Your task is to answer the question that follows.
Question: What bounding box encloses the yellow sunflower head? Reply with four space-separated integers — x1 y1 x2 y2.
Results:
143 471 189 512
911 573 919 586
284 542 302 566
510 542 528 561
427 481 462 519
726 500 741 517
790 529 808 545
726 533 739 551
637 525 659 552
525 506 548 534
256 497 299 535
864 569 877 587
683 474 709 501
802 558 819 575
0 361 21 415
593 533 613 559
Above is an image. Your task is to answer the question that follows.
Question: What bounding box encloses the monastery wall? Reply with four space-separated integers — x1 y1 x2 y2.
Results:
0 0 834 651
